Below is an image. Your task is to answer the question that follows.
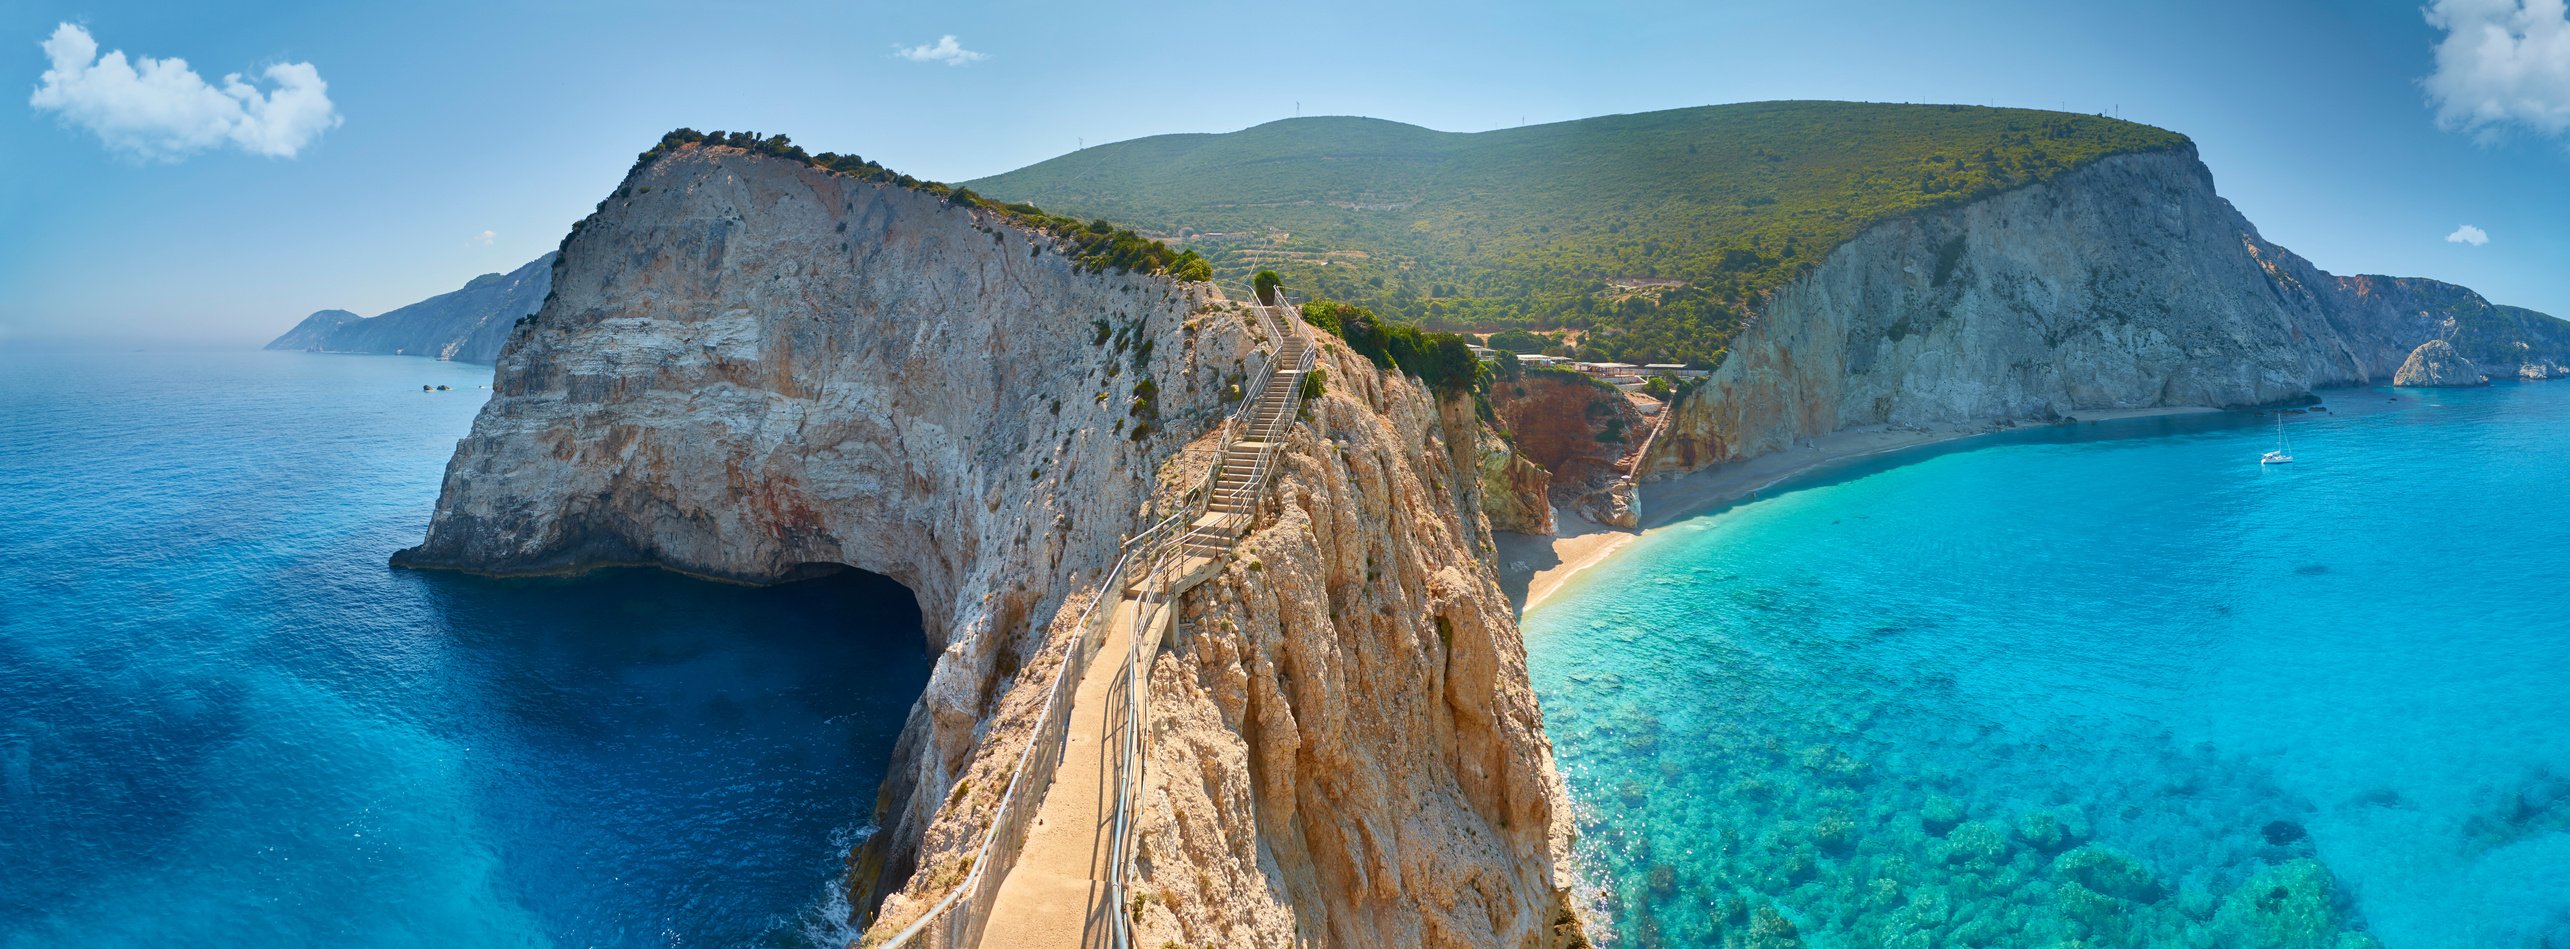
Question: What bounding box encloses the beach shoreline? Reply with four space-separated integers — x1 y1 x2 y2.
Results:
1495 404 2237 613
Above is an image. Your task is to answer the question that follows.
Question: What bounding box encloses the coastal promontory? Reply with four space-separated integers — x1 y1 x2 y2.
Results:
2393 338 2489 387
266 252 554 363
392 136 1583 946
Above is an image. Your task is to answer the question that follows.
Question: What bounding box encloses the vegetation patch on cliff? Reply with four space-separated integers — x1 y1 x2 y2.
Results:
624 128 1209 279
966 101 2190 366
1298 298 1480 394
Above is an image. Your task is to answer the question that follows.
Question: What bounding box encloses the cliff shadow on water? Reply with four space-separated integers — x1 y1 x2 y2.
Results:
392 563 935 945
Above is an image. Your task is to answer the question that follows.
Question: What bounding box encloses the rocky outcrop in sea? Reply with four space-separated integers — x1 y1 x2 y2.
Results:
2393 338 2488 387
393 141 1582 945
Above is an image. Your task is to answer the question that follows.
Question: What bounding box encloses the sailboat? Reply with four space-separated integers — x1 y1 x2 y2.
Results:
2261 412 2294 465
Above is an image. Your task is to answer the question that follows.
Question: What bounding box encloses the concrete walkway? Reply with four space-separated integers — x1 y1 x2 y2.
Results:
972 296 1308 948
979 590 1160 949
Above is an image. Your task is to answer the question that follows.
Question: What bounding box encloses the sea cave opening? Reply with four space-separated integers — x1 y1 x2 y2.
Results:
402 560 933 946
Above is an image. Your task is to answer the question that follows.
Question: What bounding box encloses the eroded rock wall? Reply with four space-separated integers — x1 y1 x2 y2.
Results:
1129 337 1584 948
2334 274 2570 380
1489 372 1644 526
1642 147 2570 477
395 142 1269 916
1478 436 1554 536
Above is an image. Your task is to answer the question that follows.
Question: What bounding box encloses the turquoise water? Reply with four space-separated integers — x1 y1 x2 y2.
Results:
1530 387 2570 948
0 348 931 947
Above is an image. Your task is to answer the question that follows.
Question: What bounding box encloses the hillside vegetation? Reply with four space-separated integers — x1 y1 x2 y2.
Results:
613 129 1208 279
967 101 2190 365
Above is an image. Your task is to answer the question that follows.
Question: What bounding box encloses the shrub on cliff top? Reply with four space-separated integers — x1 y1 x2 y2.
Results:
626 127 1188 277
1301 298 1480 394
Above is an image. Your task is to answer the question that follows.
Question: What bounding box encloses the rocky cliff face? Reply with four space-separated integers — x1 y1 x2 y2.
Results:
1489 372 1644 526
393 142 1580 944
1478 436 1554 536
2336 275 2570 380
2394 338 2488 387
266 252 554 363
1123 340 1583 948
1643 147 2570 476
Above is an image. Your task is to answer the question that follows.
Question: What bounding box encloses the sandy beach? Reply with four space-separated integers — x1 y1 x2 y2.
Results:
1494 404 2231 613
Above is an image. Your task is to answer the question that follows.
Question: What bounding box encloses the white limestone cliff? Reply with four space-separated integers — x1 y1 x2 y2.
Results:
1643 146 2570 475
2393 338 2488 387
392 142 1583 945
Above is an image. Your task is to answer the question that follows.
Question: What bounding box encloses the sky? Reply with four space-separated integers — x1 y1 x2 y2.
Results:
4 0 2567 346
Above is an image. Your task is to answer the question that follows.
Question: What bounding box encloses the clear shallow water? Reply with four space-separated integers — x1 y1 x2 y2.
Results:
1529 387 2570 948
0 348 931 948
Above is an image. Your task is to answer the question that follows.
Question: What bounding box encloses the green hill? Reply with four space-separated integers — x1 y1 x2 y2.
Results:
966 101 2189 365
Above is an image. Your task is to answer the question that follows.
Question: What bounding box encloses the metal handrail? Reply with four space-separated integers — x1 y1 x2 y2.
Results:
866 507 1180 949
1179 298 1311 554
1104 293 1315 948
871 285 1309 949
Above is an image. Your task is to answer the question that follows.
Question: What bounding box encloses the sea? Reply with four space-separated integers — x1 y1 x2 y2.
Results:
0 347 932 948
1528 383 2570 947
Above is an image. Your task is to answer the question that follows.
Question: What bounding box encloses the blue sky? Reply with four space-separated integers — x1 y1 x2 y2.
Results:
4 0 2566 345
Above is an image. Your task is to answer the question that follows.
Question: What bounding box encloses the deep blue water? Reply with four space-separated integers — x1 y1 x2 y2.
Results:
1530 386 2570 948
0 348 932 948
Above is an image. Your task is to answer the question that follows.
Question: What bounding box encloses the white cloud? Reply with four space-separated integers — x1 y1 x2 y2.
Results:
28 23 341 160
2448 224 2493 245
2423 0 2570 139
893 35 985 66
473 229 496 246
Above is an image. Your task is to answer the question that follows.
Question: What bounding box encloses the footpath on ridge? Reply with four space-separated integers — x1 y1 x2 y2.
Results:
874 287 1314 949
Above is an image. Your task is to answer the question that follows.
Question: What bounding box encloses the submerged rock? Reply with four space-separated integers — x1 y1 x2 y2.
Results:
2055 845 2165 904
2261 819 2308 846
2014 807 2089 854
2393 338 2489 387
2462 767 2570 853
1921 794 1967 836
2346 788 2407 809
1940 820 2012 866
2212 859 2348 947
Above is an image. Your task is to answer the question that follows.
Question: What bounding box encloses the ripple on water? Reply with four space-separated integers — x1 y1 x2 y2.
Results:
0 350 934 947
1530 388 2570 949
